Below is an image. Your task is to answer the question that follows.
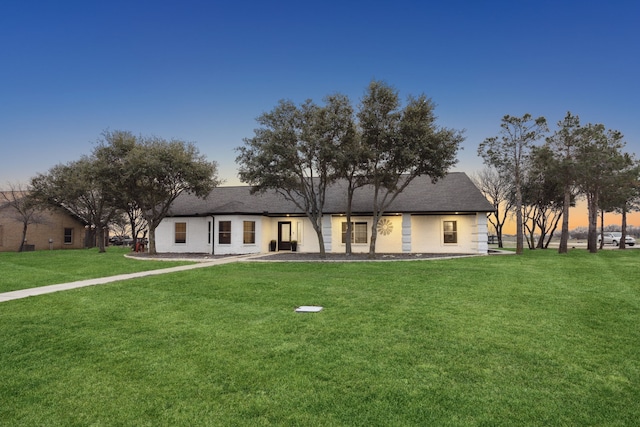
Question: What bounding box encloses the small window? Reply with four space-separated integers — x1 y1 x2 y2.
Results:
208 221 212 244
174 222 187 244
342 222 368 244
219 221 231 244
243 221 256 244
64 228 73 244
443 221 457 244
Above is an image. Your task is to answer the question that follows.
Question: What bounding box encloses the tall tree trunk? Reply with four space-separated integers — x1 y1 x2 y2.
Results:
19 222 28 252
129 215 138 248
368 214 380 259
515 185 524 255
345 187 354 255
313 217 326 259
148 224 157 254
586 194 598 253
620 208 628 250
544 211 562 249
558 186 571 254
98 226 107 253
599 209 605 251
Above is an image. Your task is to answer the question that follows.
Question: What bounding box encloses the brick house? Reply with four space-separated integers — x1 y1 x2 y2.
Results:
0 191 88 252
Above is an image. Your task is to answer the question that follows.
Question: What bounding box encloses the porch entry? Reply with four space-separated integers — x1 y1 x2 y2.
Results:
278 221 292 251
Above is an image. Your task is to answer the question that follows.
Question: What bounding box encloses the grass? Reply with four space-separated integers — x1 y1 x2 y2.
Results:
0 247 193 292
1 250 639 425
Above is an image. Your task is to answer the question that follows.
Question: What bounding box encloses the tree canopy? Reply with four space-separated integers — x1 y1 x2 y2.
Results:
31 131 219 254
237 81 463 258
478 114 548 255
358 81 462 256
237 95 355 257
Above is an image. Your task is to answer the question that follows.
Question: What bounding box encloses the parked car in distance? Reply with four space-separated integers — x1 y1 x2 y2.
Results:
598 232 635 246
108 235 132 246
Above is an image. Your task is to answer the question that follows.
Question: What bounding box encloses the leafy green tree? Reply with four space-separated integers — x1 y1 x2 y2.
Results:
94 130 147 247
598 159 639 249
323 95 362 255
574 124 630 253
478 114 548 255
125 137 219 254
544 112 581 254
237 96 354 258
31 157 120 252
358 81 462 258
31 131 217 254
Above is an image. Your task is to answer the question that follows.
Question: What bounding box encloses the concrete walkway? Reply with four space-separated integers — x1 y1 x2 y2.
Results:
0 254 266 303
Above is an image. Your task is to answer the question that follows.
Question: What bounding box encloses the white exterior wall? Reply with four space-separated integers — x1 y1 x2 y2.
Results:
475 213 489 254
156 212 489 255
263 216 320 253
213 215 263 255
329 215 403 254
411 214 482 254
155 216 213 254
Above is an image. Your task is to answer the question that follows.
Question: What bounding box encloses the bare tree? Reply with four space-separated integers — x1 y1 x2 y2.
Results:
0 182 48 252
471 167 514 248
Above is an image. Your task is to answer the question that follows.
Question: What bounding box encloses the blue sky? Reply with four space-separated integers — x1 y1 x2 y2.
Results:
1 0 639 187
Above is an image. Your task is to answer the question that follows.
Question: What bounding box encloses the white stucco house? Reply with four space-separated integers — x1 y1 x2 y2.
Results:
154 172 495 255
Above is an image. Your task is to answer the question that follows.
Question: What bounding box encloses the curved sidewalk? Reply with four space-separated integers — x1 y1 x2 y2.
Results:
0 254 263 303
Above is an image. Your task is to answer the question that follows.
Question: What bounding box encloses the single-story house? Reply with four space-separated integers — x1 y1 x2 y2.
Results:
155 172 495 255
0 192 89 252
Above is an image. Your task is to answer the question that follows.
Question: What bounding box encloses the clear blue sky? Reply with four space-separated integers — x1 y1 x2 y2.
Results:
1 0 638 187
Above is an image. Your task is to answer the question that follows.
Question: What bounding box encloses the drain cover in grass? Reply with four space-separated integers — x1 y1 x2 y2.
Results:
295 306 323 313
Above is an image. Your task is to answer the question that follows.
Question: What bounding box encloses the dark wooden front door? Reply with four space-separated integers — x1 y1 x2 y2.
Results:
278 221 292 251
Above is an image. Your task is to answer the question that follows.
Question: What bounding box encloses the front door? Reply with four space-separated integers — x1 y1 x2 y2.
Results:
278 221 292 251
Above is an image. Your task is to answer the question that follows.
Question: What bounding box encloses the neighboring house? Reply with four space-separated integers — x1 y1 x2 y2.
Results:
0 192 88 252
155 172 495 255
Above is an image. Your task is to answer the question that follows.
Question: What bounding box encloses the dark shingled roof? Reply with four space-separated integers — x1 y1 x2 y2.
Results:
166 172 494 217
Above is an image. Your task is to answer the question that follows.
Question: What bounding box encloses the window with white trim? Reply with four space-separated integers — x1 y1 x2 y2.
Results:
342 222 368 244
243 221 256 244
175 222 187 244
219 221 231 244
443 221 457 244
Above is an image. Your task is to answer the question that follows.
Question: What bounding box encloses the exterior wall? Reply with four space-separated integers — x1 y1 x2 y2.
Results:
410 214 482 254
0 206 86 252
265 216 319 253
155 212 489 255
329 215 403 254
155 216 214 254
475 213 489 254
155 215 316 254
215 215 264 255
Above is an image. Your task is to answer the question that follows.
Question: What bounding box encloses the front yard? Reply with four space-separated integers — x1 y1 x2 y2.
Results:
1 250 639 425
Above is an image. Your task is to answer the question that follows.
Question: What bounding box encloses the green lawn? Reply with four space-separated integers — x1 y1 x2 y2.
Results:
1 250 639 425
0 247 193 292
